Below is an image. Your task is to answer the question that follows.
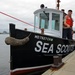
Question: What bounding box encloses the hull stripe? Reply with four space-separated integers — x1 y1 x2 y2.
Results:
11 64 51 75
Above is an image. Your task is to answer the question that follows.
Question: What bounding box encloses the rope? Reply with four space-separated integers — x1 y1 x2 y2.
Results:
0 11 40 29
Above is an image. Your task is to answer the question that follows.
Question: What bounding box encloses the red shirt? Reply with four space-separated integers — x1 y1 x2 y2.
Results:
65 15 73 27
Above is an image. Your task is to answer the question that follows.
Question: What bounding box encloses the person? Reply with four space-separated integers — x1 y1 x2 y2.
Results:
63 10 73 39
61 9 67 18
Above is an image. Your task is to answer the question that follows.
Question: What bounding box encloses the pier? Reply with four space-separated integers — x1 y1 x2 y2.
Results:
42 51 75 75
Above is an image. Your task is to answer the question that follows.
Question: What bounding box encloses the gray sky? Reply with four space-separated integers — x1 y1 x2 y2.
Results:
0 0 75 31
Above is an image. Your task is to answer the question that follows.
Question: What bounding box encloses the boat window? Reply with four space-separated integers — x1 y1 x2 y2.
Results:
34 15 39 27
52 13 60 31
39 13 49 29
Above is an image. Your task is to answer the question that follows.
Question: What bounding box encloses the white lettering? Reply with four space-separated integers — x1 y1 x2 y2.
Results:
35 35 39 39
48 44 53 53
65 45 69 53
42 43 49 53
56 44 61 53
61 45 65 53
35 41 75 54
56 44 74 53
35 41 42 52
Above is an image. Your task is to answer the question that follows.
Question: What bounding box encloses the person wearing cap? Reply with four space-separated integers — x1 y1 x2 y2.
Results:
63 10 73 39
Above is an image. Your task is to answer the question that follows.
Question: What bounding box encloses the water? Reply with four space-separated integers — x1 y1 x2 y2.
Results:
0 34 75 75
0 34 10 75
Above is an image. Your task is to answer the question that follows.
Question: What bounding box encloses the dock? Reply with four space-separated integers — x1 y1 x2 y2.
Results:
42 51 75 75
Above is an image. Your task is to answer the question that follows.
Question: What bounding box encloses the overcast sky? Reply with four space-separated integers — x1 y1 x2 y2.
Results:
0 0 75 31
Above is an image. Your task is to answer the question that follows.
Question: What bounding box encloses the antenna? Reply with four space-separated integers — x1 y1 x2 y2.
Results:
56 0 61 10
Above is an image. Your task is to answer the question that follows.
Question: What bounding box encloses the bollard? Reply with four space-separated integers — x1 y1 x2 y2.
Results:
58 54 62 63
53 56 59 65
51 55 64 68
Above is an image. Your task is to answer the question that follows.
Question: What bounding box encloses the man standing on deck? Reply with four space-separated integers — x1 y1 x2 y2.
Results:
63 10 73 39
61 9 67 18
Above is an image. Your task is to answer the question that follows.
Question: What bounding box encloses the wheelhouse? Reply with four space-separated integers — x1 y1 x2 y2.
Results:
34 8 63 38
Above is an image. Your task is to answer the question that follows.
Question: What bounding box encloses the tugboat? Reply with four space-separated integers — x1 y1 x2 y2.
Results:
5 2 75 75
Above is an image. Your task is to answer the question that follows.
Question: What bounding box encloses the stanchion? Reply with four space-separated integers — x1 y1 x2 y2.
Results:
41 28 44 34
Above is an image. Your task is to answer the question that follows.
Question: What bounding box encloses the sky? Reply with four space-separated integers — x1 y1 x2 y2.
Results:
0 0 75 32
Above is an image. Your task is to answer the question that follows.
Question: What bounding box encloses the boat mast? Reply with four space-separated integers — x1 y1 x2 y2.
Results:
56 0 61 10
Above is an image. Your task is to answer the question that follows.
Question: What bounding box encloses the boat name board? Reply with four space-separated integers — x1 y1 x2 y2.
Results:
34 35 74 54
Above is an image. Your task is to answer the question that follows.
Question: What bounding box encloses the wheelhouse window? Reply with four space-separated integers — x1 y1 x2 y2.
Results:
34 15 39 26
52 13 60 31
39 13 49 29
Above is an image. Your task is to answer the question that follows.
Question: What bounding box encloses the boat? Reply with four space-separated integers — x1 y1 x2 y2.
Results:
5 3 75 75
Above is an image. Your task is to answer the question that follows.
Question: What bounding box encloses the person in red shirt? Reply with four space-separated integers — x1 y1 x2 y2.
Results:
63 10 73 39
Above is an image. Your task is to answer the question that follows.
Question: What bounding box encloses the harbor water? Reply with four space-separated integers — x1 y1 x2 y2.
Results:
0 34 75 75
0 34 10 75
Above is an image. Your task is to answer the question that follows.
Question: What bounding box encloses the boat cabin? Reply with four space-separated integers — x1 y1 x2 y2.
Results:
34 7 63 38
